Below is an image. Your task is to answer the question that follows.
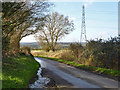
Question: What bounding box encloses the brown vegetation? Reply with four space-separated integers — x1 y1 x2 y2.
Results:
67 37 119 70
32 37 119 71
20 47 31 56
35 12 74 52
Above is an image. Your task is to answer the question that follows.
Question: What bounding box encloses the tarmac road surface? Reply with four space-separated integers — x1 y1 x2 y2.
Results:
34 57 119 88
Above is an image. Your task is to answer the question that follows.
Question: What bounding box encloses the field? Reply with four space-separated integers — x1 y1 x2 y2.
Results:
20 42 40 49
20 42 86 50
31 49 68 58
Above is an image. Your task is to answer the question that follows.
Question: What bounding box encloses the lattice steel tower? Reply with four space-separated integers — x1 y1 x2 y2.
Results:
80 5 87 43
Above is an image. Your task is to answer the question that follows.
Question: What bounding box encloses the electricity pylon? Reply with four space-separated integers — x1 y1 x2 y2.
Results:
80 5 87 43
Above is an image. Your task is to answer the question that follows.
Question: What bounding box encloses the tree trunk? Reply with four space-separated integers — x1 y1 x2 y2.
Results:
9 35 20 56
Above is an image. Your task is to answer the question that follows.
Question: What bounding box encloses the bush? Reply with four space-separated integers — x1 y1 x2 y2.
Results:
60 50 75 61
69 43 83 59
20 47 31 56
67 37 119 70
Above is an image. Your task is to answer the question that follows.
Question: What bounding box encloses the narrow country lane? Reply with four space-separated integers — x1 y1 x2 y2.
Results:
34 57 119 88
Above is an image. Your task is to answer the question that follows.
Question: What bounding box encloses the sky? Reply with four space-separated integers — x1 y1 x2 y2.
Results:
20 1 118 42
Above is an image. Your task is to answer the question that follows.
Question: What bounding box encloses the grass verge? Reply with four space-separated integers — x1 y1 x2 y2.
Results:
1 54 39 88
37 55 120 78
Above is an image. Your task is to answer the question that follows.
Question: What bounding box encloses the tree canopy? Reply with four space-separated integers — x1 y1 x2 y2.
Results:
36 12 74 51
2 1 52 56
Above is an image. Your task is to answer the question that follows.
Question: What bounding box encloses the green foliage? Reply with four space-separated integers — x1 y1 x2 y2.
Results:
85 37 119 70
68 37 119 70
2 55 39 88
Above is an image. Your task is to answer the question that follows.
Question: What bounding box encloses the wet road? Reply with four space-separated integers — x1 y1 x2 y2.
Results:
35 57 119 88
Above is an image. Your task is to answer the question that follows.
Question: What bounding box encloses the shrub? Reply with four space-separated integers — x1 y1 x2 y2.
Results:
68 37 119 70
84 37 119 70
20 47 31 56
60 50 75 61
69 43 83 59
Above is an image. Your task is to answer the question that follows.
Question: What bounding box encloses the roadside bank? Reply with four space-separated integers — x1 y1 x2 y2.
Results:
2 54 39 88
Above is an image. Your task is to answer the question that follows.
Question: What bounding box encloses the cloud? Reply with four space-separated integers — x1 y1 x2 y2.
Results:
20 35 36 42
69 17 76 21
84 0 96 7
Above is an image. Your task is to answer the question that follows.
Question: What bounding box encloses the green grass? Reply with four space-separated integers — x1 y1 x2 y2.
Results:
2 54 39 88
37 55 120 77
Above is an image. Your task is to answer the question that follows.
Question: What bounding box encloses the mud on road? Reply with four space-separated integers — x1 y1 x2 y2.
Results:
41 68 75 88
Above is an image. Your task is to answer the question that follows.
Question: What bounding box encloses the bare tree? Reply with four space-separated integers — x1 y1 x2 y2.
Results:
36 12 74 52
